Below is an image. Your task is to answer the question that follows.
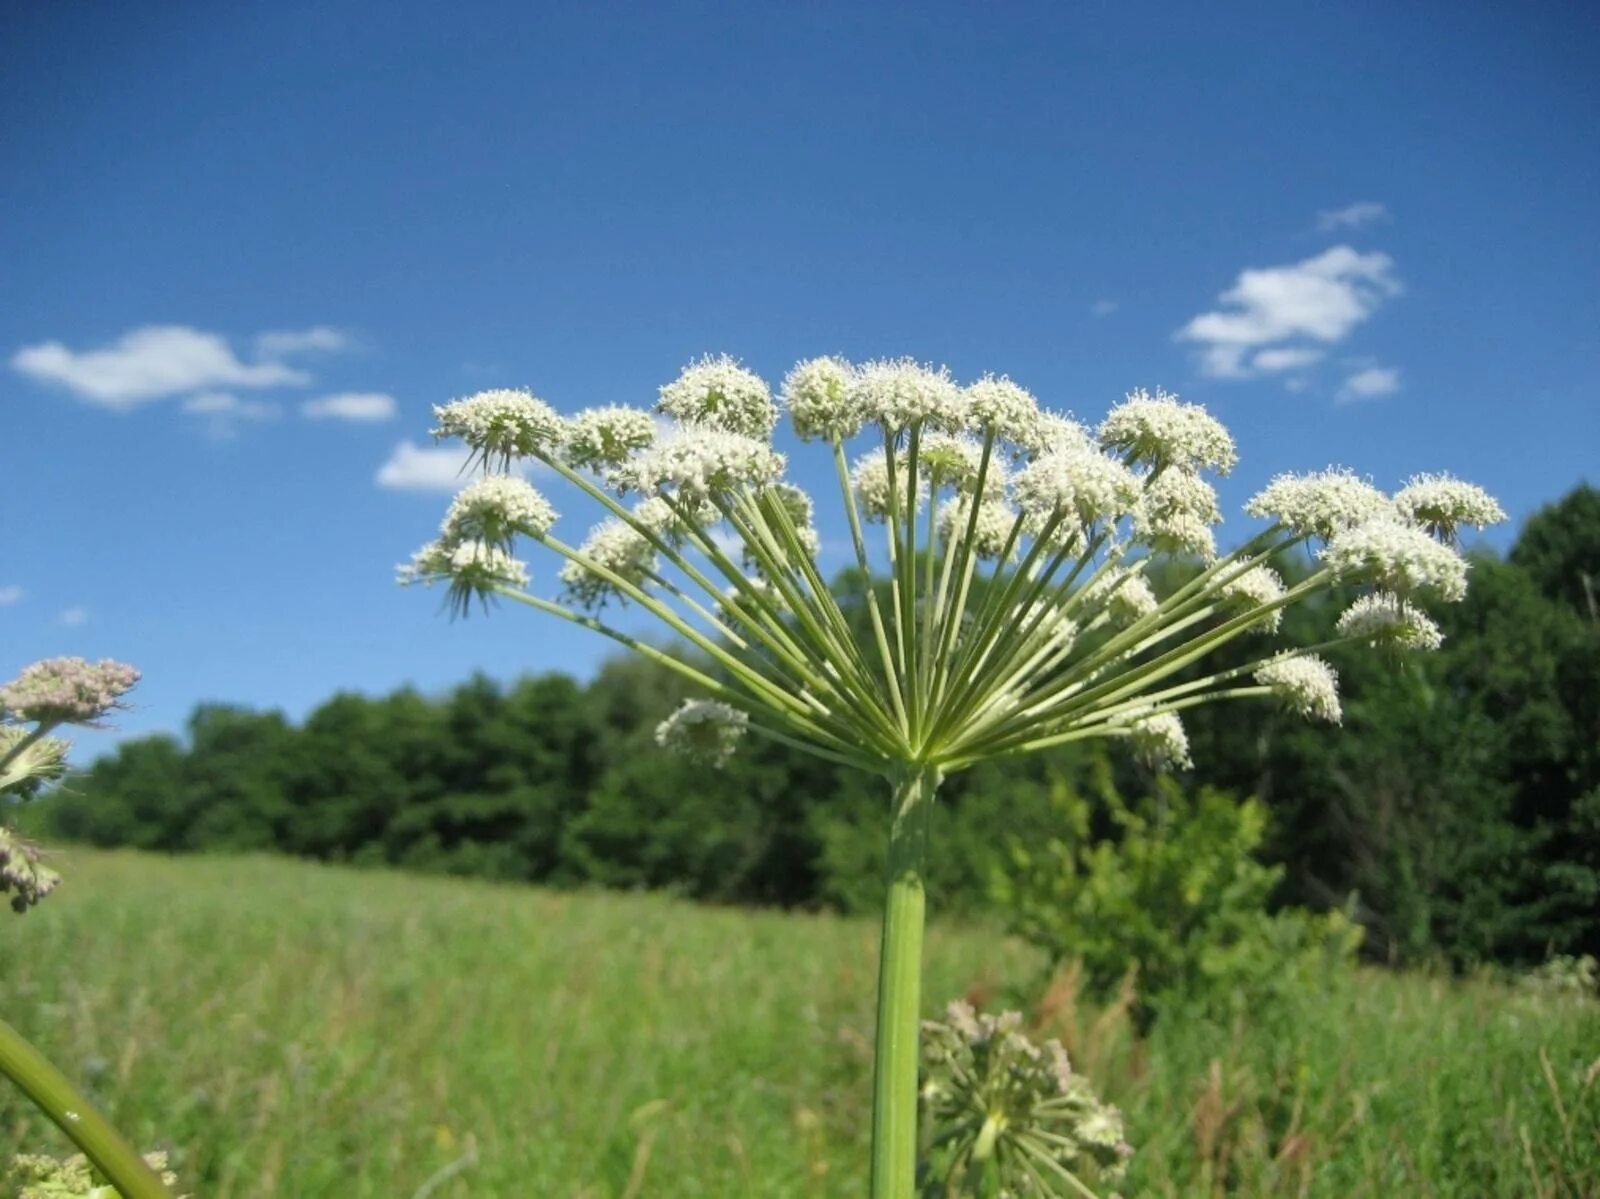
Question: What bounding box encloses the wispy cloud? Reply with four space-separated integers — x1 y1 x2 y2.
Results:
253 326 349 357
58 606 88 627
302 392 397 422
1317 201 1390 232
11 325 311 407
375 440 477 492
1175 245 1401 380
1251 347 1325 373
1337 365 1401 403
0 585 21 606
181 391 282 438
1090 299 1119 317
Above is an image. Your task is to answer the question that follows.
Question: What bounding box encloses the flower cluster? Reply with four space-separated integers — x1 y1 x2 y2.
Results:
0 658 140 727
920 1001 1131 1194
1 657 140 913
5 1151 184 1198
654 699 748 767
405 357 1498 780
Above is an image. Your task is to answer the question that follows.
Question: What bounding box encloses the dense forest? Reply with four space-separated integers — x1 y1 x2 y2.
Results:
43 485 1598 966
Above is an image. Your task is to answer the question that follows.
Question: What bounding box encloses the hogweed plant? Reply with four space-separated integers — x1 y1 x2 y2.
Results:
0 660 175 1198
402 355 1503 1198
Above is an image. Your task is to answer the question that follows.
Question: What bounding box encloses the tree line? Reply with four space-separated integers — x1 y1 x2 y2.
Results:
41 485 1598 965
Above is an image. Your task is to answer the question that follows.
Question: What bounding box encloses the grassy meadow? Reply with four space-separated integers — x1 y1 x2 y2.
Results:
1 850 1595 1197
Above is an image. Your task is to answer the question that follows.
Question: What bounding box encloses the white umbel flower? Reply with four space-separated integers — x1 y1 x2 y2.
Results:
1013 446 1143 530
1321 518 1470 602
559 520 658 608
654 698 749 767
1336 591 1444 651
633 495 720 542
563 406 658 470
781 356 864 442
1218 565 1287 634
1015 410 1094 461
656 354 777 438
1245 469 1393 541
1134 468 1220 561
964 375 1042 445
913 432 1007 497
625 426 786 504
1098 388 1237 474
937 495 1019 560
397 538 529 591
1082 569 1159 628
850 358 968 433
1393 473 1506 542
852 447 926 521
1126 711 1193 770
1254 653 1342 723
440 475 557 544
432 389 566 468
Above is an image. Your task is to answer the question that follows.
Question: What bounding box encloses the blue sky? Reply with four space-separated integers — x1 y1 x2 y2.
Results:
3 1 1596 754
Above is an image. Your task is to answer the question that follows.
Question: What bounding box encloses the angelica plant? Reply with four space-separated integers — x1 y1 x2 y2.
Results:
402 355 1502 1198
0 657 173 1199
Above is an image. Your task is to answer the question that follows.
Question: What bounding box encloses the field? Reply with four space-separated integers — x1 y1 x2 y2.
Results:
1 851 1595 1197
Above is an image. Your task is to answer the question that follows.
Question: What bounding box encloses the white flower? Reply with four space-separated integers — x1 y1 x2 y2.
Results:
0 658 141 727
1098 388 1237 474
1218 565 1286 634
937 495 1019 560
398 539 530 605
432 389 565 467
656 354 777 438
1013 446 1143 531
1254 653 1342 723
716 576 786 624
1082 569 1159 628
781 356 864 442
1017 600 1079 653
850 358 968 432
912 432 1007 497
625 426 786 504
440 476 557 544
1134 472 1221 561
559 520 658 608
563 406 658 470
654 698 749 767
1336 591 1444 651
1126 711 1192 770
1245 468 1393 540
633 495 720 542
1393 473 1506 541
1015 410 1094 461
768 483 822 559
964 375 1041 445
852 447 925 521
1320 518 1470 602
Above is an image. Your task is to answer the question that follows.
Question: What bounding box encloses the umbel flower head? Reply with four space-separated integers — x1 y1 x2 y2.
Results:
1 656 141 913
402 359 1498 778
920 1001 1131 1194
5 1150 184 1199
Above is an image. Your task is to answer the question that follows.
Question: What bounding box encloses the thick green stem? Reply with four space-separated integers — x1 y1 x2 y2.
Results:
871 763 939 1199
0 1015 171 1198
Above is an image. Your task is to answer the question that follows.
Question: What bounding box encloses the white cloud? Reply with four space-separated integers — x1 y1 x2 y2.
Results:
375 440 477 492
1090 299 1119 317
1317 201 1390 232
11 325 310 407
0 585 21 606
302 392 397 422
254 326 349 357
1252 347 1325 373
1337 366 1401 403
58 607 89 627
1176 246 1401 380
181 392 282 440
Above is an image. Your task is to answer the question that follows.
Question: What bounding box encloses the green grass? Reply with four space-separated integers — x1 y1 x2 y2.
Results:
1 850 1595 1197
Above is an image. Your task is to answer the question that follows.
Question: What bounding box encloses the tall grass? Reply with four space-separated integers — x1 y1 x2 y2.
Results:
1 850 1594 1196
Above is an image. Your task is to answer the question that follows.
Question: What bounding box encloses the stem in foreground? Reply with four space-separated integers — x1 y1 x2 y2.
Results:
871 762 939 1199
0 1015 171 1198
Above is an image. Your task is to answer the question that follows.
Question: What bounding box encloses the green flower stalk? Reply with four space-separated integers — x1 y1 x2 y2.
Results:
403 357 1502 1197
